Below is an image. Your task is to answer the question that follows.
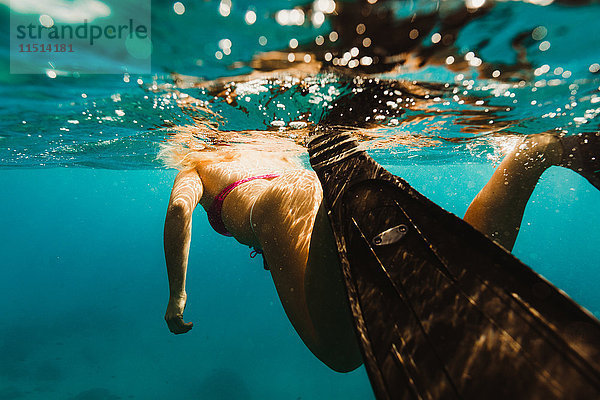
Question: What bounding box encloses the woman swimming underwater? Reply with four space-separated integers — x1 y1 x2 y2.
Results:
163 141 364 372
162 84 600 373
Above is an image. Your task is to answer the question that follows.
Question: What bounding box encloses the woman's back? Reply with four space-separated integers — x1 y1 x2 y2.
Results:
193 150 302 210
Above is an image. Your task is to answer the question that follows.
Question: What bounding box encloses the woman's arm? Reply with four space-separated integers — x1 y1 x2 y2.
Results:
164 169 203 334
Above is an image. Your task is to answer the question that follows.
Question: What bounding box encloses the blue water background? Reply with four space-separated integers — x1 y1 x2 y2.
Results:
2 164 598 399
1 0 600 398
1 168 375 399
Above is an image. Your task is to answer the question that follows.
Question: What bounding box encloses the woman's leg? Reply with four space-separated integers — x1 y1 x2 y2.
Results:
303 201 362 372
463 134 562 251
253 170 362 372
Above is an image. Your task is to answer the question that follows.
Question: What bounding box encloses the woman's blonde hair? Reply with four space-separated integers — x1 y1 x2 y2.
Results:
158 124 307 171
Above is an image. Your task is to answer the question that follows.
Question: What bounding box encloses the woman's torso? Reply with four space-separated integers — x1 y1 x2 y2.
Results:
190 150 361 367
194 151 310 246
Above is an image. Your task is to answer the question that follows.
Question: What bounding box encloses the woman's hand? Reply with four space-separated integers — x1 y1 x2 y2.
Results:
165 292 193 334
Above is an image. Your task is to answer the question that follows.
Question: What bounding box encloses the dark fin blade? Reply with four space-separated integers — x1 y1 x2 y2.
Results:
309 132 600 400
559 132 600 190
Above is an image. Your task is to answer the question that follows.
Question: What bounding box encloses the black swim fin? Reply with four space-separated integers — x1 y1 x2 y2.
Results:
308 128 600 400
559 132 600 191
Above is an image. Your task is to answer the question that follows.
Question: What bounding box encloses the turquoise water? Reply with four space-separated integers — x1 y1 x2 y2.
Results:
1 0 600 399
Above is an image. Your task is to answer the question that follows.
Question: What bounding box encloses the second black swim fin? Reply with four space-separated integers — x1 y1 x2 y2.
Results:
308 129 600 400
